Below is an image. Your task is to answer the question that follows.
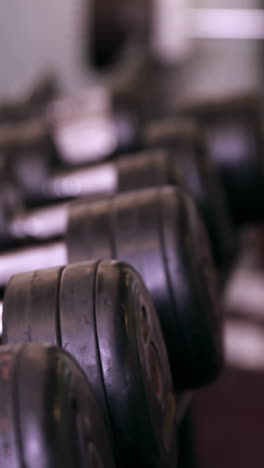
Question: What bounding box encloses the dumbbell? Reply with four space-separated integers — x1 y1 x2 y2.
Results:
179 93 264 225
2 260 181 468
2 87 263 227
6 143 235 270
0 74 59 123
0 342 116 468
2 119 201 205
0 186 223 389
4 89 261 229
1 90 138 171
142 120 235 267
0 149 173 246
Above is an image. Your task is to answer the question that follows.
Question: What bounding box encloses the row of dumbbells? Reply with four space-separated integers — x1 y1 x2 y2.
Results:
0 80 263 225
1 259 192 468
0 79 262 466
0 186 221 467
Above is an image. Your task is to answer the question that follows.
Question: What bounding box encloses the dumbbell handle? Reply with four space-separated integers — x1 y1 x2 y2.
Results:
48 162 118 201
0 241 67 287
9 166 116 241
0 95 136 165
10 204 69 240
9 149 172 241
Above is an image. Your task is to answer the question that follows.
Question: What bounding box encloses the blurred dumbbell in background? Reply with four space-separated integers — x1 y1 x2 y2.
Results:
0 88 263 230
0 128 235 273
178 93 264 226
1 87 263 261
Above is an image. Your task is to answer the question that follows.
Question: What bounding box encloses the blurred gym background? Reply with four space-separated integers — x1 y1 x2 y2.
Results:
0 1 263 104
0 1 264 467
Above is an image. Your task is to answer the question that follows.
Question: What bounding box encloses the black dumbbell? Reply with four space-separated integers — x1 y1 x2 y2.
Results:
1 90 138 171
2 260 181 468
3 89 263 228
3 118 224 203
0 74 59 124
0 149 176 246
0 186 223 389
179 93 264 225
7 146 235 270
0 342 116 468
142 119 235 268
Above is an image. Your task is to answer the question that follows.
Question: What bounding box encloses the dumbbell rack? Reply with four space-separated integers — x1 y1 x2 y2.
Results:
0 76 263 467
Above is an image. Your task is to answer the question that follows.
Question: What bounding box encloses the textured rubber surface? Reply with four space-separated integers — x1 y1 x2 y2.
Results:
180 94 264 225
143 119 235 268
0 343 115 468
3 259 179 468
67 186 223 389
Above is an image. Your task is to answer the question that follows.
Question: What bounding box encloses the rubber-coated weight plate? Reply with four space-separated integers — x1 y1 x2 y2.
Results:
0 343 115 468
95 261 178 468
0 345 20 468
3 263 111 440
3 260 180 467
3 266 63 345
143 120 235 269
67 186 223 389
117 150 177 193
58 261 109 425
180 95 264 225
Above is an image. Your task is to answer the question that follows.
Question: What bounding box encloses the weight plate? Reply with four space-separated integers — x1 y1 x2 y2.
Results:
67 186 223 388
159 188 222 386
3 266 63 345
117 149 177 193
0 345 20 468
59 261 109 426
3 262 111 441
95 261 178 468
4 260 180 466
3 262 115 461
180 94 264 225
0 343 115 468
67 199 115 263
143 119 235 269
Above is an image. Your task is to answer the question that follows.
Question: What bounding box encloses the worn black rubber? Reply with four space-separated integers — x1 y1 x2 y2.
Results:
0 343 115 468
67 186 223 389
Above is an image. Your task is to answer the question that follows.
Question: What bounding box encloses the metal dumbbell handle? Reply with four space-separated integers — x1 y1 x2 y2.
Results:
9 203 69 240
0 241 67 287
7 149 167 238
48 162 118 201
